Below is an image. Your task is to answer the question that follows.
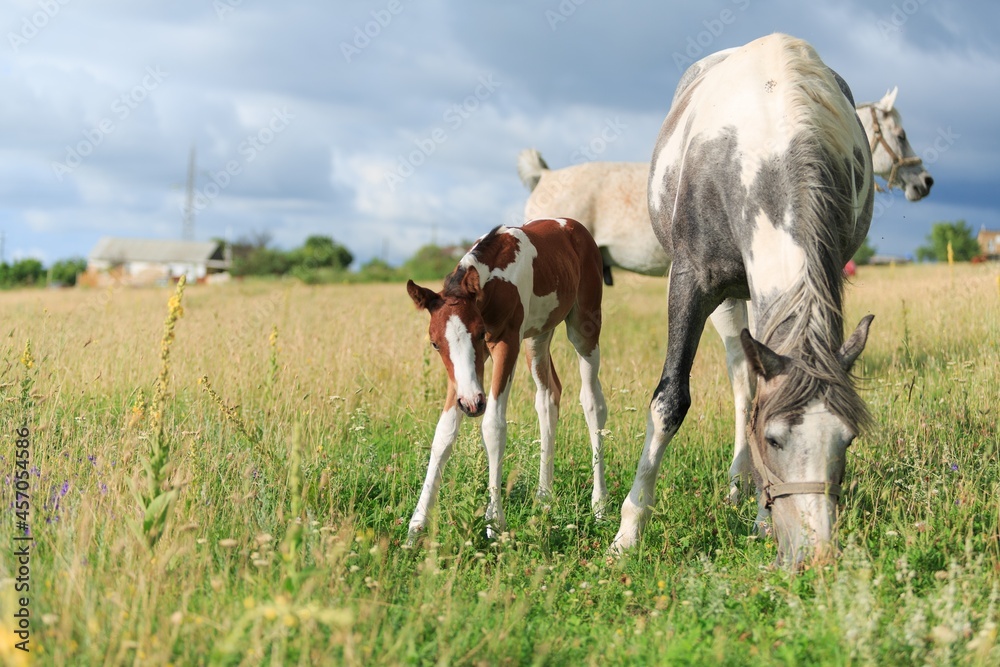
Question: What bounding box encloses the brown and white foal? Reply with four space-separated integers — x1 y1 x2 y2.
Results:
406 218 607 541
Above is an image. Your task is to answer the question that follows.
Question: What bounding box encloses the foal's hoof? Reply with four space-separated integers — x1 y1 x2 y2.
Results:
535 489 553 511
404 526 424 548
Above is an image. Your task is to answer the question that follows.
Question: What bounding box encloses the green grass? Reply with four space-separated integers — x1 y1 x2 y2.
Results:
0 263 998 665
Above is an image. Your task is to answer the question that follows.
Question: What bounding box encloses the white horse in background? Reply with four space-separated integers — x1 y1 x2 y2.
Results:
518 87 932 286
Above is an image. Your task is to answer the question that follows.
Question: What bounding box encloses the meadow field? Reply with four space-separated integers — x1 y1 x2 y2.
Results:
0 262 998 666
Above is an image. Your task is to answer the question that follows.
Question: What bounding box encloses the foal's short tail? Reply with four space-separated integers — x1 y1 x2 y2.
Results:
516 148 549 192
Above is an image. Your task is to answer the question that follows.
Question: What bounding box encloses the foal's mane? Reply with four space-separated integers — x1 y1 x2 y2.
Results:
442 225 505 298
754 37 871 433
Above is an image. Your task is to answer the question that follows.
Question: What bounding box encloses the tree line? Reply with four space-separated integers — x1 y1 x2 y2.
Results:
0 257 87 288
3 219 986 290
854 220 983 265
224 232 471 283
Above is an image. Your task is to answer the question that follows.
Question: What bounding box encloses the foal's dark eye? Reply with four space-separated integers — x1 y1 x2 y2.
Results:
431 342 440 351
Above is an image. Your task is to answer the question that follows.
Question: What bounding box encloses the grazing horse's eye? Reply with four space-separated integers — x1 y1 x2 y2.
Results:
765 436 782 450
431 342 440 351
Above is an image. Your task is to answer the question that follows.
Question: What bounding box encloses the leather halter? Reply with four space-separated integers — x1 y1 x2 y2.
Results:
747 406 842 509
861 104 923 193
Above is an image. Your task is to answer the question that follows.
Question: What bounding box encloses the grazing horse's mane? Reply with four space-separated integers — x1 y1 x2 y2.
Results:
442 225 506 298
754 37 872 433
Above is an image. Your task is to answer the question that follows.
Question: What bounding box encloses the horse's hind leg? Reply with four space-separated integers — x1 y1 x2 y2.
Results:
708 299 756 504
523 331 561 500
566 304 608 518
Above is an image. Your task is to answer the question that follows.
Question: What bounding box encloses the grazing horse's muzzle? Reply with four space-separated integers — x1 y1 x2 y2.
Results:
772 494 840 569
458 393 487 417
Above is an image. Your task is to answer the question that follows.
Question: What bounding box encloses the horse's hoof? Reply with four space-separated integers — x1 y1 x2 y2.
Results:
727 484 742 505
607 529 637 557
753 518 772 538
592 497 608 521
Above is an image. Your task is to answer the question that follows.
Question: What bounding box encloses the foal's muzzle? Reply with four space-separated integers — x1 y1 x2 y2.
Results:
458 394 486 417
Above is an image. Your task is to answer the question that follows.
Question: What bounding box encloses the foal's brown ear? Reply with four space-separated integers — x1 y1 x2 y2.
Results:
740 329 788 381
407 280 441 311
461 266 482 297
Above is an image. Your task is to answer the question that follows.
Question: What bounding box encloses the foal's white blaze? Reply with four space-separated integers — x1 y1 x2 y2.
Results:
445 315 483 407
746 212 806 296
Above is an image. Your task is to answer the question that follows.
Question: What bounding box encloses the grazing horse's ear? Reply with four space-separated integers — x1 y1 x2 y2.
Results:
838 314 874 372
461 266 482 297
407 280 441 311
740 329 788 381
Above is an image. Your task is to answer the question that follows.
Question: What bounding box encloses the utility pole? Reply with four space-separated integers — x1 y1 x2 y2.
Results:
182 146 196 241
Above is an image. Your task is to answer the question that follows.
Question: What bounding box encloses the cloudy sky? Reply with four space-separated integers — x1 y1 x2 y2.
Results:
3 0 999 267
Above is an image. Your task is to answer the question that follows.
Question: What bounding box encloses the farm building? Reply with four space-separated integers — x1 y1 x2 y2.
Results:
978 226 1000 260
81 237 230 287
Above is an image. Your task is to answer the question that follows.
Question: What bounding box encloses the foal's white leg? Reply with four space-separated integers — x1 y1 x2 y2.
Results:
709 299 755 504
566 325 608 518
577 345 608 517
407 395 464 542
482 383 512 538
524 333 560 500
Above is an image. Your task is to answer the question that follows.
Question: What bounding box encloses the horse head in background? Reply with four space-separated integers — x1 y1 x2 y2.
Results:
857 86 934 200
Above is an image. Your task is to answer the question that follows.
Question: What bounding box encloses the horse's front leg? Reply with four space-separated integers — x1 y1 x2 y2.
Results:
408 382 463 544
482 337 519 538
708 298 757 504
611 264 717 554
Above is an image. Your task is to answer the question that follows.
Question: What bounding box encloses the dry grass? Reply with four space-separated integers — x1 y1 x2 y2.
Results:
0 262 997 665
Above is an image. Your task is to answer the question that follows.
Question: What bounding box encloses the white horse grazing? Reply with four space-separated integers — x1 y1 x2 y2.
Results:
608 33 875 567
518 73 931 527
518 88 932 286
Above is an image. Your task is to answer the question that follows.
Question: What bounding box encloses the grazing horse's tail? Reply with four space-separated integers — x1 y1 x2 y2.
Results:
517 148 549 192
